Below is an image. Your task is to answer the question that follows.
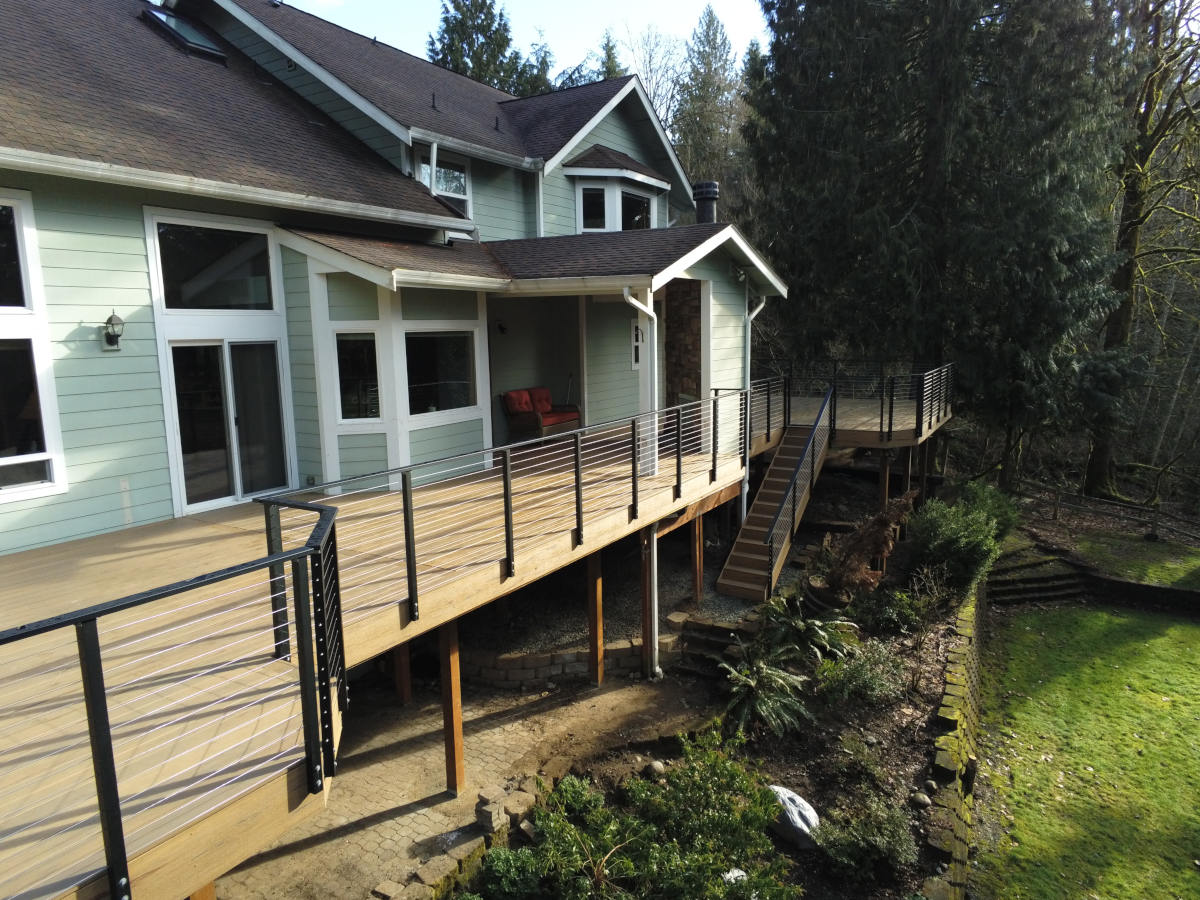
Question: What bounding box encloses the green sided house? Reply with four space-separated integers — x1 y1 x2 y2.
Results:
0 2 929 899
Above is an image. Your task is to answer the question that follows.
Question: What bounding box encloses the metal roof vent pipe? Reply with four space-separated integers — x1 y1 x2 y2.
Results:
693 181 719 224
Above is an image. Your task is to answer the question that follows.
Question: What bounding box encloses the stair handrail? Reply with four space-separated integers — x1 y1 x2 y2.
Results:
762 387 833 572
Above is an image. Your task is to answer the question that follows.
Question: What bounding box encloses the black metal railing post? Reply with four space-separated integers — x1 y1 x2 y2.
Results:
784 374 792 427
290 557 324 795
401 470 420 620
742 390 750 473
765 381 773 441
309 523 346 776
501 449 516 577
887 376 896 442
76 619 131 900
629 420 640 519
830 362 839 440
263 502 290 660
573 433 584 546
710 396 719 482
674 407 683 500
914 372 924 438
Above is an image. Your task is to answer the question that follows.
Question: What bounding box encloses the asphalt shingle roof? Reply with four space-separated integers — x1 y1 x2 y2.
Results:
0 0 453 219
563 144 670 184
217 0 635 163
288 224 732 284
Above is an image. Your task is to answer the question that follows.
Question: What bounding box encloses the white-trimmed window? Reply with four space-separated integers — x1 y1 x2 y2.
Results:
335 331 381 421
405 331 476 415
419 153 471 218
575 179 658 233
0 191 66 501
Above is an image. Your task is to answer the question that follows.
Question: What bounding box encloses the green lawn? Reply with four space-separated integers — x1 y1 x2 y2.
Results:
974 603 1200 899
1075 530 1200 590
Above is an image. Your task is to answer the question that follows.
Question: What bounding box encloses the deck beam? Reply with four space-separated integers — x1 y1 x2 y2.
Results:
439 622 465 795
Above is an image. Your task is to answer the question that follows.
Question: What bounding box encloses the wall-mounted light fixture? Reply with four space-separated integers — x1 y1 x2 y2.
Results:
102 311 125 351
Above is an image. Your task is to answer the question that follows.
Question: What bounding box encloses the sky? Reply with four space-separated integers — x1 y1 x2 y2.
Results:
284 0 771 75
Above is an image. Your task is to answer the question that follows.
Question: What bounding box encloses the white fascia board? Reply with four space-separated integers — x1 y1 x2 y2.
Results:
507 275 652 295
561 166 670 192
650 225 789 298
391 269 510 291
542 80 638 175
409 128 541 171
275 229 394 287
0 146 472 231
211 0 411 147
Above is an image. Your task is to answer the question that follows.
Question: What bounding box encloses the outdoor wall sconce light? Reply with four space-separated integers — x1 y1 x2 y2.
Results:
102 311 125 351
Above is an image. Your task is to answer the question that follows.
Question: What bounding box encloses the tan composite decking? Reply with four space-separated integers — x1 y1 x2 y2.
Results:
0 411 754 899
790 396 952 447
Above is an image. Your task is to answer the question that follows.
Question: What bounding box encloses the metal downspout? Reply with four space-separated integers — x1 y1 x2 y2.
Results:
623 286 662 679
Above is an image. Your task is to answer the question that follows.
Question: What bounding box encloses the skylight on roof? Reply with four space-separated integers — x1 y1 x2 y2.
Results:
143 7 227 61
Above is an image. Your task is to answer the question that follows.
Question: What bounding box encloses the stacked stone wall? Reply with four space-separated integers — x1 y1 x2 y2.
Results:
459 634 682 691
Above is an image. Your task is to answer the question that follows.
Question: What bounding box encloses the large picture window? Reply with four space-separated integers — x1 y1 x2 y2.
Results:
0 192 65 500
406 332 475 414
158 223 273 310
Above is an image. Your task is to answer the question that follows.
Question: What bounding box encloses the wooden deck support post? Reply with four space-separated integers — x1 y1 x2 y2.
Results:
919 440 930 502
439 622 465 795
691 514 704 606
189 884 217 900
393 643 413 705
904 446 914 494
587 552 604 685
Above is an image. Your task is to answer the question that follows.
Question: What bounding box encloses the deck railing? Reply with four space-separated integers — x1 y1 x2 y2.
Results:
0 507 341 900
261 384 775 629
788 361 954 442
763 387 833 579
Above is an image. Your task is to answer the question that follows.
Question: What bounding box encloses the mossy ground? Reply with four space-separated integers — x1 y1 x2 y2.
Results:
1075 530 1200 590
974 603 1200 899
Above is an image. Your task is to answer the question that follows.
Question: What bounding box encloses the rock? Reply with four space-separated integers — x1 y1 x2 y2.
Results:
768 785 819 850
924 779 939 794
519 819 537 842
414 855 458 887
722 868 747 884
666 610 690 631
518 775 545 799
476 802 507 833
645 760 667 777
504 790 538 826
539 755 572 783
371 881 405 899
477 785 507 807
910 791 933 809
399 885 434 900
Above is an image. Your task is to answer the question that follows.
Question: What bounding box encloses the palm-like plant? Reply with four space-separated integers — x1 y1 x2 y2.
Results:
758 593 857 669
720 637 812 737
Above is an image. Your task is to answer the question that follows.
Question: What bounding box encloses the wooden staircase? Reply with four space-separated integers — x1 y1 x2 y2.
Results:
716 425 825 601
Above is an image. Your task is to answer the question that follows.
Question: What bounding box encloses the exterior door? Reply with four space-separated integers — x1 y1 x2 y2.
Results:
172 340 287 507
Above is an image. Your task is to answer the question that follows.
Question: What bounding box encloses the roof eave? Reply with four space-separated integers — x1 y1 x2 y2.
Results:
0 146 471 231
506 274 653 295
649 225 789 298
409 128 542 171
392 269 511 291
561 166 670 192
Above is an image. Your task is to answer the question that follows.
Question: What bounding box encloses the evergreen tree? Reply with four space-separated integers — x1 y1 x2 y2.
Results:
427 0 554 96
555 30 627 89
747 0 1119 484
674 6 742 186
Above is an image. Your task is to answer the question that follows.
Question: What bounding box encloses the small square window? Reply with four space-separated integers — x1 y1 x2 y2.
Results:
582 188 606 230
406 332 475 414
621 191 651 230
336 334 380 419
159 223 273 310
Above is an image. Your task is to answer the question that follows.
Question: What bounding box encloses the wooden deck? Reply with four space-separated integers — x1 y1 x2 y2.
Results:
790 396 952 447
0 402 753 899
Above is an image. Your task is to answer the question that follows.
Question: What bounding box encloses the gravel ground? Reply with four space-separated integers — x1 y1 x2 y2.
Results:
458 528 755 656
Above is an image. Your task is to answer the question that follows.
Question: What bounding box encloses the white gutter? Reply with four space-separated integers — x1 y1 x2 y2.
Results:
742 281 767 521
623 285 662 679
409 128 541 172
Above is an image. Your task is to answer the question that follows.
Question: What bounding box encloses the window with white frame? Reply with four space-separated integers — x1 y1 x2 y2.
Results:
0 193 65 500
419 154 471 217
575 179 658 233
335 332 381 420
405 331 476 414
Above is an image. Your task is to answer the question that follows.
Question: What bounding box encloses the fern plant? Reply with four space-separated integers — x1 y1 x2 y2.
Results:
758 593 857 668
720 637 812 737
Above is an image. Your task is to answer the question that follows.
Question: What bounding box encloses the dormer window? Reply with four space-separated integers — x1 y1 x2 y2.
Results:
419 154 471 218
575 180 657 233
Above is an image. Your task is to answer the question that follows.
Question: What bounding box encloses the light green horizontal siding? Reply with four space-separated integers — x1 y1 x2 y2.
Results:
409 419 485 484
542 170 575 237
488 297 579 443
327 272 378 320
337 432 389 478
0 176 174 554
472 161 534 240
585 298 639 424
686 258 746 393
401 288 478 320
283 247 322 486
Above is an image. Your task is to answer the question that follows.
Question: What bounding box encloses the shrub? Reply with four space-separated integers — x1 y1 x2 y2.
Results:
815 789 919 883
846 586 923 635
907 499 999 593
958 480 1020 539
721 638 812 737
758 593 857 667
476 847 543 899
816 639 905 709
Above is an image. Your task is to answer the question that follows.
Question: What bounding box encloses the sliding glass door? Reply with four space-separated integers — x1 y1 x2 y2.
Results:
172 341 287 506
